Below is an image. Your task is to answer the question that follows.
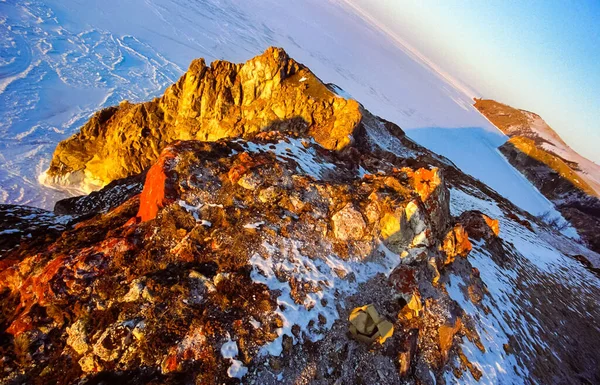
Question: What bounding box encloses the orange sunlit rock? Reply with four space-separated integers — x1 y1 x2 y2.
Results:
412 167 441 202
458 210 501 241
440 224 473 265
228 152 258 184
137 149 177 222
483 215 500 237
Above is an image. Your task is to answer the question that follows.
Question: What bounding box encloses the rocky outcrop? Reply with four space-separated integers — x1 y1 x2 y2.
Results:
0 205 72 255
3 50 600 385
41 47 362 192
439 224 472 265
53 172 145 216
499 135 600 253
1 131 469 384
474 98 600 253
501 136 596 197
458 210 500 241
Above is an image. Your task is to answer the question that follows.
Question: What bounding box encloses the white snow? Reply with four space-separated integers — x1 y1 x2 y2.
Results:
178 200 204 222
240 138 337 179
220 336 248 379
244 221 265 229
227 359 248 379
363 116 415 159
220 338 239 359
328 84 354 100
0 228 20 235
249 317 262 329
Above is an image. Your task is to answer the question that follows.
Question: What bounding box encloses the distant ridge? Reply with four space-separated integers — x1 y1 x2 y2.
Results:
475 98 600 253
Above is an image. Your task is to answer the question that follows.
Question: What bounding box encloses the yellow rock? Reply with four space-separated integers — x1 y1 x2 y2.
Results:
380 213 401 240
348 304 394 345
44 47 363 190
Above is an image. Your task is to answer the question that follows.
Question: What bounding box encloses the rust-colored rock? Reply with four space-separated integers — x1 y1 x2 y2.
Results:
389 265 417 295
228 152 259 184
411 167 441 202
389 265 422 319
484 215 500 237
439 317 462 364
137 147 177 221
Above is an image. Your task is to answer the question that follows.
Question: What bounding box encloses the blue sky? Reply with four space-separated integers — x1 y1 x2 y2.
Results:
348 0 600 163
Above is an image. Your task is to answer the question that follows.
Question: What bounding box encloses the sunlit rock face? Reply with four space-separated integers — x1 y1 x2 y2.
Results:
42 47 362 191
474 98 600 254
440 224 472 266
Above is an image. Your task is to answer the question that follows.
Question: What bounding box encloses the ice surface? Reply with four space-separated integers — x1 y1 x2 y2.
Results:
0 0 566 219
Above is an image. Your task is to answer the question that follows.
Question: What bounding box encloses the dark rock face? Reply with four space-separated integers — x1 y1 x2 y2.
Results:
54 172 145 216
458 210 500 242
0 205 71 255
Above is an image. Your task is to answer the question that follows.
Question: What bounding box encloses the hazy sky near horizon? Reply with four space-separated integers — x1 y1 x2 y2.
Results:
347 0 600 163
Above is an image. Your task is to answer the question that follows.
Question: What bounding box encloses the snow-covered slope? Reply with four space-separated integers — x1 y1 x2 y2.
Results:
446 185 600 384
0 0 568 222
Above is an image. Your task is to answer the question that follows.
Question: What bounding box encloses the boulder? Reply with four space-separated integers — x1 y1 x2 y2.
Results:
440 224 472 265
348 304 394 345
331 203 366 241
458 210 500 241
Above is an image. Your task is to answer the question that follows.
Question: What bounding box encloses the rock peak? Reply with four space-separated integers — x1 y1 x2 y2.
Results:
41 47 362 192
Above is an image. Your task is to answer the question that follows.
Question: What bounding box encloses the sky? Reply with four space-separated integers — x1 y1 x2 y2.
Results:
345 0 600 163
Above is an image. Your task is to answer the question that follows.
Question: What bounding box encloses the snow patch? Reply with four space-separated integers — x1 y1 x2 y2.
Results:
241 138 337 179
244 221 264 229
249 239 400 356
220 338 238 359
220 336 248 379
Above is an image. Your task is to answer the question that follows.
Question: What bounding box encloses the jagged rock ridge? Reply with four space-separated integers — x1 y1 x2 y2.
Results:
41 47 362 192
